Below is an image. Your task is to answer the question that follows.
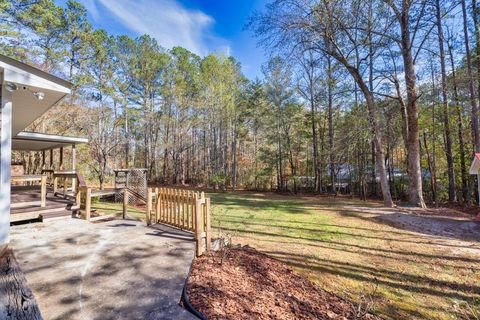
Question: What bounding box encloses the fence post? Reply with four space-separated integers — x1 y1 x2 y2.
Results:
155 187 159 223
84 187 91 221
40 175 47 208
175 189 182 228
173 188 178 227
167 188 171 224
146 188 153 226
205 197 211 253
63 177 67 197
53 176 58 194
195 197 203 256
192 191 198 231
181 189 186 229
72 176 77 194
123 188 128 219
75 180 81 206
158 188 163 222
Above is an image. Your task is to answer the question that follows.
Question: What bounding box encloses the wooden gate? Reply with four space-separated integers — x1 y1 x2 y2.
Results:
124 187 211 257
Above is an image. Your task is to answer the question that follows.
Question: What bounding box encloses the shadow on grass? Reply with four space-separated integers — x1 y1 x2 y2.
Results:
218 219 480 252
267 251 480 297
255 237 480 271
216 213 414 236
212 192 480 243
265 250 479 319
210 193 318 215
335 208 480 242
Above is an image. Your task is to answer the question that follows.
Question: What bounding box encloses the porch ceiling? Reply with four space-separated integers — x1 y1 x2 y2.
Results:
10 86 69 136
12 131 88 151
0 54 72 136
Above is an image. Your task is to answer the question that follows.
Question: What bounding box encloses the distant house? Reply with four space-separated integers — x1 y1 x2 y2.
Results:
0 54 87 256
469 153 480 209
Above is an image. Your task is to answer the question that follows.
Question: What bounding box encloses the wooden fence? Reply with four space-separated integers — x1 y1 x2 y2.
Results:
124 187 211 257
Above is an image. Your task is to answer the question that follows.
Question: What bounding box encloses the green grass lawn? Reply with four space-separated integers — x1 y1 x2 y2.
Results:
207 191 480 320
92 201 146 221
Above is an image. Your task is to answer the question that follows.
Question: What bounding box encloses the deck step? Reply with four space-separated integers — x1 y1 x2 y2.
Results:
11 205 80 223
40 210 73 220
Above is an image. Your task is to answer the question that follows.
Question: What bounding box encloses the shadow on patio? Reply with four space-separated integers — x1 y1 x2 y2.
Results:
9 218 196 320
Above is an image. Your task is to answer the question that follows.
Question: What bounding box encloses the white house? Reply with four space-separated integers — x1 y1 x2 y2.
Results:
0 54 87 256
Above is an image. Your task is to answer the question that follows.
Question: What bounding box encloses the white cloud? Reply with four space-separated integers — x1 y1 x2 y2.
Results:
82 0 100 21
89 0 226 55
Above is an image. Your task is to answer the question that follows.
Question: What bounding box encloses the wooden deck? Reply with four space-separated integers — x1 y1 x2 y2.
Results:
11 186 78 222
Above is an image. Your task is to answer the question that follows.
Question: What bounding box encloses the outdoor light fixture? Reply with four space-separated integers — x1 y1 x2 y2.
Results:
33 91 45 100
5 82 18 92
23 86 45 101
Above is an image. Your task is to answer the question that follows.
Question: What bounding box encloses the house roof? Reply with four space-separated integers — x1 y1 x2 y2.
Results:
469 153 480 174
0 54 72 91
0 54 72 136
12 131 88 151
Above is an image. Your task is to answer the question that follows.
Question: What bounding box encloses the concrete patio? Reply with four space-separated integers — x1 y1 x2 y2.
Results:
9 218 196 320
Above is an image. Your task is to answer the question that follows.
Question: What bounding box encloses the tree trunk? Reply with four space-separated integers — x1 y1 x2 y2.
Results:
399 8 426 208
327 56 335 194
435 0 457 202
473 0 480 152
231 121 238 190
276 100 284 191
343 64 393 207
309 69 320 193
435 0 455 202
423 132 437 203
0 250 43 320
448 42 469 203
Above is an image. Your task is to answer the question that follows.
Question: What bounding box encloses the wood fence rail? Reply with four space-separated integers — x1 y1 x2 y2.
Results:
124 187 211 257
51 171 92 220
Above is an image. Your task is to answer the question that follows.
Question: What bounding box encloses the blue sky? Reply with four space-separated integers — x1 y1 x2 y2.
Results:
56 0 268 79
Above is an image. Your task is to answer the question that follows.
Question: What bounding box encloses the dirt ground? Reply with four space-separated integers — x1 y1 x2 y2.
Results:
344 204 480 245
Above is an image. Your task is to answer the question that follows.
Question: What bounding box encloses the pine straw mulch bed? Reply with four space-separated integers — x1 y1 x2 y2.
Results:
186 246 381 320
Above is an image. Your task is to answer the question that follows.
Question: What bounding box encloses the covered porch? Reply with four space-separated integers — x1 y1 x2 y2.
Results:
11 132 88 222
0 53 88 256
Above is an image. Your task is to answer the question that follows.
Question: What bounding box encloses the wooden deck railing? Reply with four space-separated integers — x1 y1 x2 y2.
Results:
40 169 54 186
124 187 212 256
11 175 47 208
51 171 92 220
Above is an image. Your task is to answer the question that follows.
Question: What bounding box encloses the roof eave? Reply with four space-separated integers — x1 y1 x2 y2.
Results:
0 54 72 92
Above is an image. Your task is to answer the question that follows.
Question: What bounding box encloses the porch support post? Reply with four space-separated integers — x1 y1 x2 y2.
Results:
49 149 53 169
0 83 12 254
59 147 63 170
41 150 46 170
71 144 76 193
72 144 76 171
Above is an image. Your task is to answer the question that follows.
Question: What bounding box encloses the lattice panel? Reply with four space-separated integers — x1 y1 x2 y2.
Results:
127 169 147 204
114 169 147 204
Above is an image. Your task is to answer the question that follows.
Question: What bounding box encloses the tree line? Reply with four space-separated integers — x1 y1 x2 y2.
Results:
2 0 480 208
